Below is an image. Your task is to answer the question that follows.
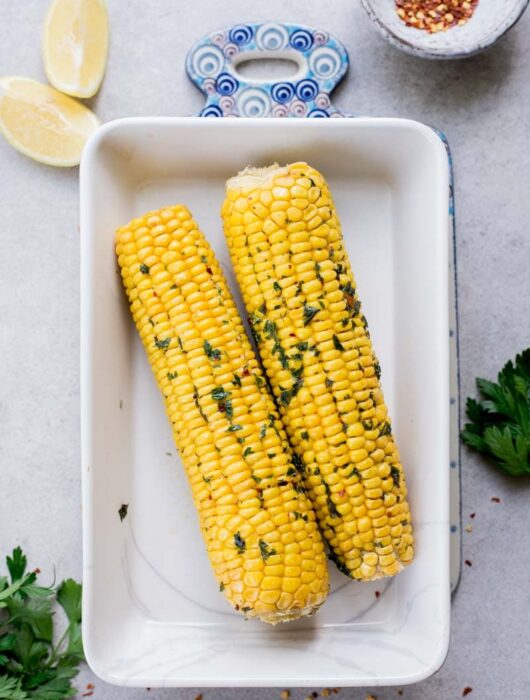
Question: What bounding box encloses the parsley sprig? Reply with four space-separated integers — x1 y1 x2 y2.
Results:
461 349 530 476
0 547 84 699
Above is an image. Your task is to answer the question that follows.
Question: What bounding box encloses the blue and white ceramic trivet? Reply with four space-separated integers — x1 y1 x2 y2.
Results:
187 22 462 592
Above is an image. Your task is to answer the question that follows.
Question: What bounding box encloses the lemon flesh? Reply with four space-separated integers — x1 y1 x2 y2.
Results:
0 77 100 166
43 0 109 99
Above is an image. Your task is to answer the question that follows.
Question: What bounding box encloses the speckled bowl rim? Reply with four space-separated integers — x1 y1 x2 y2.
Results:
361 0 530 59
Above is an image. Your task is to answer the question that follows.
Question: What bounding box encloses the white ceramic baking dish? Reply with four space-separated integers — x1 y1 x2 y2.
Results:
80 116 450 688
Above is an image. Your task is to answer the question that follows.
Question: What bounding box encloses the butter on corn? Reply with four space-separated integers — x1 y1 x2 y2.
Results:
222 163 414 581
115 204 329 622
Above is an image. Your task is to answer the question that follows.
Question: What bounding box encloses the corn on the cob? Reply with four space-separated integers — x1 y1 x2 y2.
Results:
222 163 414 581
115 204 329 623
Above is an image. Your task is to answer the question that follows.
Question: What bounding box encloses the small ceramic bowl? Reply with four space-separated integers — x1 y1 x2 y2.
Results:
361 0 529 59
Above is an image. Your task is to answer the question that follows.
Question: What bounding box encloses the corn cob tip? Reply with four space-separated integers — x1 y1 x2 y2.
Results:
226 163 287 193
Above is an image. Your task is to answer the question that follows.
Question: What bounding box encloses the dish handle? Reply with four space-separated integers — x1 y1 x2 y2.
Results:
186 22 350 118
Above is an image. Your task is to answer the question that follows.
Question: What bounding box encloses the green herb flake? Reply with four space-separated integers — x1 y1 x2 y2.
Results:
219 581 225 591
154 336 171 351
232 373 242 387
193 386 209 424
203 476 212 484
390 466 401 488
303 305 320 326
273 281 282 292
380 422 392 437
347 466 360 479
226 424 243 433
260 424 267 439
204 339 221 361
301 431 309 441
139 263 149 274
297 341 309 351
325 377 334 389
259 540 277 561
293 511 309 522
118 503 129 521
333 334 345 352
374 360 382 380
167 371 178 380
212 387 229 402
286 466 296 477
234 532 246 554
254 374 264 388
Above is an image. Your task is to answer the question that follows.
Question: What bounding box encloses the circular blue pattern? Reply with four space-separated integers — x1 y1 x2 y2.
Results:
190 45 225 79
296 79 319 102
308 108 329 118
309 46 343 80
216 73 239 96
237 87 271 117
290 29 314 52
200 105 223 117
255 23 289 51
271 82 295 104
229 25 253 46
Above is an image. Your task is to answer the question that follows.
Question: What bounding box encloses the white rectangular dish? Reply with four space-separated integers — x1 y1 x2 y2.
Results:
80 117 450 688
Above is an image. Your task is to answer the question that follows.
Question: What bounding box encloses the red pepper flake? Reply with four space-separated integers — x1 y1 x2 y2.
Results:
395 0 479 32
463 688 473 697
470 512 476 519
195 695 203 700
465 559 472 567
81 693 93 698
86 684 95 690
491 497 501 503
338 489 346 498
242 367 250 377
33 567 41 574
206 267 213 275
375 590 381 598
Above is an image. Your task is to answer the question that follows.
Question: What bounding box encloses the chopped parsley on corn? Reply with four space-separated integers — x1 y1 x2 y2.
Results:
222 163 414 581
115 204 329 622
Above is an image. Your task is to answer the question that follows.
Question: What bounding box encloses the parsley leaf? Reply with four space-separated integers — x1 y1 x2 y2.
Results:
0 548 83 699
461 349 530 476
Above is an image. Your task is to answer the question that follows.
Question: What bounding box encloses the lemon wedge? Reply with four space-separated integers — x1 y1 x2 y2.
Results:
0 77 100 166
43 0 109 99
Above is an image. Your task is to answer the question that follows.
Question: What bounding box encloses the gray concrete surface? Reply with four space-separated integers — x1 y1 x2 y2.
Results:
1 0 530 698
